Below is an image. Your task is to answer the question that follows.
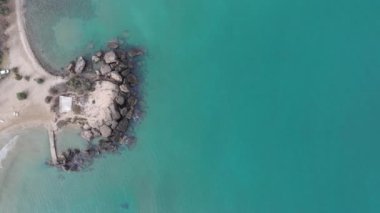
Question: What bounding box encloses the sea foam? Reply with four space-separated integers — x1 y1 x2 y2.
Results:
0 136 18 168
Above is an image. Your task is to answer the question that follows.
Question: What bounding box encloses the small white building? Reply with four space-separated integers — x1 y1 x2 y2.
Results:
59 96 73 113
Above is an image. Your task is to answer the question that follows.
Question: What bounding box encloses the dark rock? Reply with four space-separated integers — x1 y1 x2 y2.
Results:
74 57 86 74
92 128 101 137
109 62 119 70
127 96 138 107
95 51 102 57
120 107 128 116
112 118 129 142
127 73 138 86
99 139 117 152
126 109 134 119
127 61 134 69
128 48 144 57
82 124 91 130
121 70 130 77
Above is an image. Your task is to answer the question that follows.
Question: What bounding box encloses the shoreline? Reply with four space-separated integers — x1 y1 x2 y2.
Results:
14 0 46 74
0 0 62 135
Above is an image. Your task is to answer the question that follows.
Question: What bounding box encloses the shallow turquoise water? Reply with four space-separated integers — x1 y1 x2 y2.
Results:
1 0 380 212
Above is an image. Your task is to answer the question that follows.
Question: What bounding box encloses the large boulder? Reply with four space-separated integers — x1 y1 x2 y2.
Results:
110 71 123 83
120 107 128 116
81 130 93 141
111 109 121 121
115 95 125 105
100 64 112 75
119 84 129 93
92 128 101 137
104 51 118 64
111 121 118 129
99 125 112 137
82 124 91 130
75 57 86 74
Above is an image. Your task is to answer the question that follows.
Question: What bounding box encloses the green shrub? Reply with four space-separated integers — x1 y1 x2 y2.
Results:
48 87 59 95
35 78 45 84
72 104 82 114
12 67 18 74
45 96 52 104
14 73 22 80
0 7 10 16
16 92 27 100
66 76 93 93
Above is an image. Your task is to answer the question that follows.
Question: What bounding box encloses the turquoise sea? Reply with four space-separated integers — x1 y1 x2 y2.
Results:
1 0 380 212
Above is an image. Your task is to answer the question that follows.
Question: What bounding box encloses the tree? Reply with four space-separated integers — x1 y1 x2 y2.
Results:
16 92 27 100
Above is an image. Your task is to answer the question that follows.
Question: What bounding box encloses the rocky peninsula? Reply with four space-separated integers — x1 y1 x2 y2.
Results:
48 44 144 171
0 0 145 171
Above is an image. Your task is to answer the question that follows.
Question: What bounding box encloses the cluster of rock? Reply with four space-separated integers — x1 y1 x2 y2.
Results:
51 42 143 171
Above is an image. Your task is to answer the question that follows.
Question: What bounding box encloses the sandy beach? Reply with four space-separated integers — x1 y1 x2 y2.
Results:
0 0 63 133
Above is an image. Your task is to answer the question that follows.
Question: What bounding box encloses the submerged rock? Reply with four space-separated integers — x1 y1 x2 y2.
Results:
107 40 119 49
128 48 144 57
126 73 138 86
81 130 93 141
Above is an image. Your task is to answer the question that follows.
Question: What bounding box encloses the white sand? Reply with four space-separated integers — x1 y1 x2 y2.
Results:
0 0 64 133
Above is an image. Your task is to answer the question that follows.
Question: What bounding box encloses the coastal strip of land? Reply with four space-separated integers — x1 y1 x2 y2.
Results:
0 0 144 171
0 0 63 133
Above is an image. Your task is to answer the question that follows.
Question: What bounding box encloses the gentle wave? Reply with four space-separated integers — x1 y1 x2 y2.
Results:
0 136 19 168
